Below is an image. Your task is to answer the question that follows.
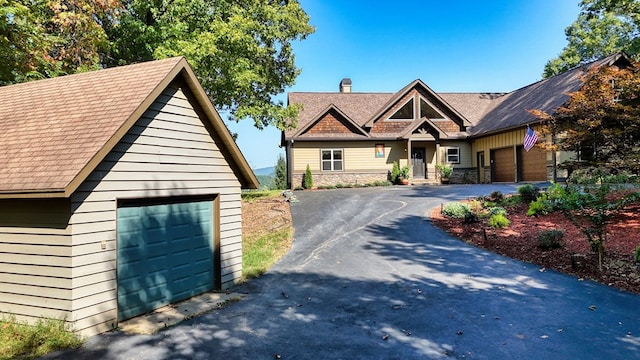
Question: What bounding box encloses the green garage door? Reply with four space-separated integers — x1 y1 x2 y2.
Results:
117 199 214 321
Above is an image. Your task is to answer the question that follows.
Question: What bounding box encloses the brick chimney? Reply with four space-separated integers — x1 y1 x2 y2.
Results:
339 78 352 93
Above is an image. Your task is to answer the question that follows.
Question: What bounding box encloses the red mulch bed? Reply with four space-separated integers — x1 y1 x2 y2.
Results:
431 201 640 294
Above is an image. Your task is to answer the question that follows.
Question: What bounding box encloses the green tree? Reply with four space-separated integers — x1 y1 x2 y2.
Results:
533 60 640 173
0 0 121 85
104 0 314 130
303 164 313 190
543 0 640 78
272 154 287 190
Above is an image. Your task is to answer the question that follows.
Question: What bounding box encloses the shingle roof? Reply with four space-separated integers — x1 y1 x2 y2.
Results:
0 57 258 196
286 92 393 138
285 52 632 141
470 52 631 135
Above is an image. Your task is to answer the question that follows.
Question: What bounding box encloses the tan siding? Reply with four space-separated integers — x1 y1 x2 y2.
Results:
292 141 408 172
68 85 244 336
438 141 472 168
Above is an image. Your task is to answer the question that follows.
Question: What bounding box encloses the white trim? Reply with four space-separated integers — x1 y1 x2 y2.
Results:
320 148 344 172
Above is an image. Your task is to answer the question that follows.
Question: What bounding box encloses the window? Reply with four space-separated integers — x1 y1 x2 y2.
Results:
446 147 460 163
389 98 414 119
322 149 343 171
420 98 444 119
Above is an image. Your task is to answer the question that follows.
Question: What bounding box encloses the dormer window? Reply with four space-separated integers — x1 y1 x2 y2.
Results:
420 98 444 119
389 98 414 120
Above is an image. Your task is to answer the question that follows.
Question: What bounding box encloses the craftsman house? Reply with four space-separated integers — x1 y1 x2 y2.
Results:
0 57 258 336
283 52 631 187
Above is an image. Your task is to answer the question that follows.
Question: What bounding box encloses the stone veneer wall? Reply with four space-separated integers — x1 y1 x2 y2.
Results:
448 168 477 184
292 171 389 188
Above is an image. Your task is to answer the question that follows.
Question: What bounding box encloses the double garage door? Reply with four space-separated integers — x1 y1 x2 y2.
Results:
116 198 215 320
492 147 546 182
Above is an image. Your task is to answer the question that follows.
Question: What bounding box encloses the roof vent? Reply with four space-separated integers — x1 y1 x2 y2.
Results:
339 78 352 93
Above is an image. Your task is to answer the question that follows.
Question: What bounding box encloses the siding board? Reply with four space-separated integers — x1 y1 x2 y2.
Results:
66 85 245 336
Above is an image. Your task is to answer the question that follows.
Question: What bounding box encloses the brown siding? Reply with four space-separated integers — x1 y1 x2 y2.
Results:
492 147 515 182
305 110 357 135
68 84 243 336
0 198 73 324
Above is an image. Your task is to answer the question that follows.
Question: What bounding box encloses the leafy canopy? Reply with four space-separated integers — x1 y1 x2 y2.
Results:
543 0 640 78
533 59 640 172
0 0 314 130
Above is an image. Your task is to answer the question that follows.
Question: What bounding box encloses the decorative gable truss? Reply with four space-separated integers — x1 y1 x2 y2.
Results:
364 80 471 138
293 104 370 138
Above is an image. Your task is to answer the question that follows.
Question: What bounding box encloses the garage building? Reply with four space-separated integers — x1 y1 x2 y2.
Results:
0 57 258 336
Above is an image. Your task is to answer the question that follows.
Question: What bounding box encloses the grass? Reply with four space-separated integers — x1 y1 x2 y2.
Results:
0 315 83 360
242 227 294 279
241 189 282 203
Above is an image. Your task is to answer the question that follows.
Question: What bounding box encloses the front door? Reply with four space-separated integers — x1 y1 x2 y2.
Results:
412 148 425 179
477 151 485 183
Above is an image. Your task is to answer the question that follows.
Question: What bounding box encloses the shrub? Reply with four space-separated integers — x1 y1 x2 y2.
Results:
635 245 640 263
488 213 510 228
527 194 555 216
489 191 504 203
538 230 564 250
487 206 507 217
502 194 523 206
390 161 401 184
517 184 540 202
303 164 313 189
441 202 472 218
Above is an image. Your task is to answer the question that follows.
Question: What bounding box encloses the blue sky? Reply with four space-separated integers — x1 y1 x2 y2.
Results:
226 0 581 170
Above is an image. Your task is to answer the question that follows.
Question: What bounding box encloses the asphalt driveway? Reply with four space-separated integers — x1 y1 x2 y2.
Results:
46 185 640 359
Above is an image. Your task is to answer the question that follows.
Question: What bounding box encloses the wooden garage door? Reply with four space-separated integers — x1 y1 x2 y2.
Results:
492 147 515 182
117 199 214 321
520 146 547 182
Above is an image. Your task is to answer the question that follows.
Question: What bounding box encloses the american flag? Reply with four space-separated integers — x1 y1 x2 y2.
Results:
523 126 538 152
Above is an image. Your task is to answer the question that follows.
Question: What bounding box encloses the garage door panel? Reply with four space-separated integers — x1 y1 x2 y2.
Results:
493 148 515 182
520 147 547 181
117 199 214 321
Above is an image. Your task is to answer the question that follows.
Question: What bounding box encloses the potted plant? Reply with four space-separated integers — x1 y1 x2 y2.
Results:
390 162 411 185
399 165 410 185
435 163 453 184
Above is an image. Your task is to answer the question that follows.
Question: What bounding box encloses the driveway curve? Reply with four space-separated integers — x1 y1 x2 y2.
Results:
46 185 640 359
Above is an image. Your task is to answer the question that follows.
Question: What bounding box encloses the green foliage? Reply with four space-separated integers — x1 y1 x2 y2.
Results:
241 189 281 202
441 202 472 219
303 164 313 189
0 0 119 85
272 154 287 190
390 161 401 184
1 0 314 130
543 0 640 78
635 244 640 263
435 163 453 179
256 174 274 190
489 191 504 203
105 0 314 130
551 182 640 270
400 165 410 179
488 213 510 228
569 168 639 185
538 230 564 250
527 194 556 216
243 227 293 279
487 206 507 217
501 194 523 206
0 315 84 359
517 184 540 202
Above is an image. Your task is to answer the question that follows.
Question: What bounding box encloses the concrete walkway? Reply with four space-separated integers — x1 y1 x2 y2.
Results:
45 185 640 359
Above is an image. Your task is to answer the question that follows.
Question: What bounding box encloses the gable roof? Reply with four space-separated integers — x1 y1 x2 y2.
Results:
285 52 633 143
364 79 473 128
470 52 633 135
286 92 393 139
292 104 370 138
0 57 258 198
